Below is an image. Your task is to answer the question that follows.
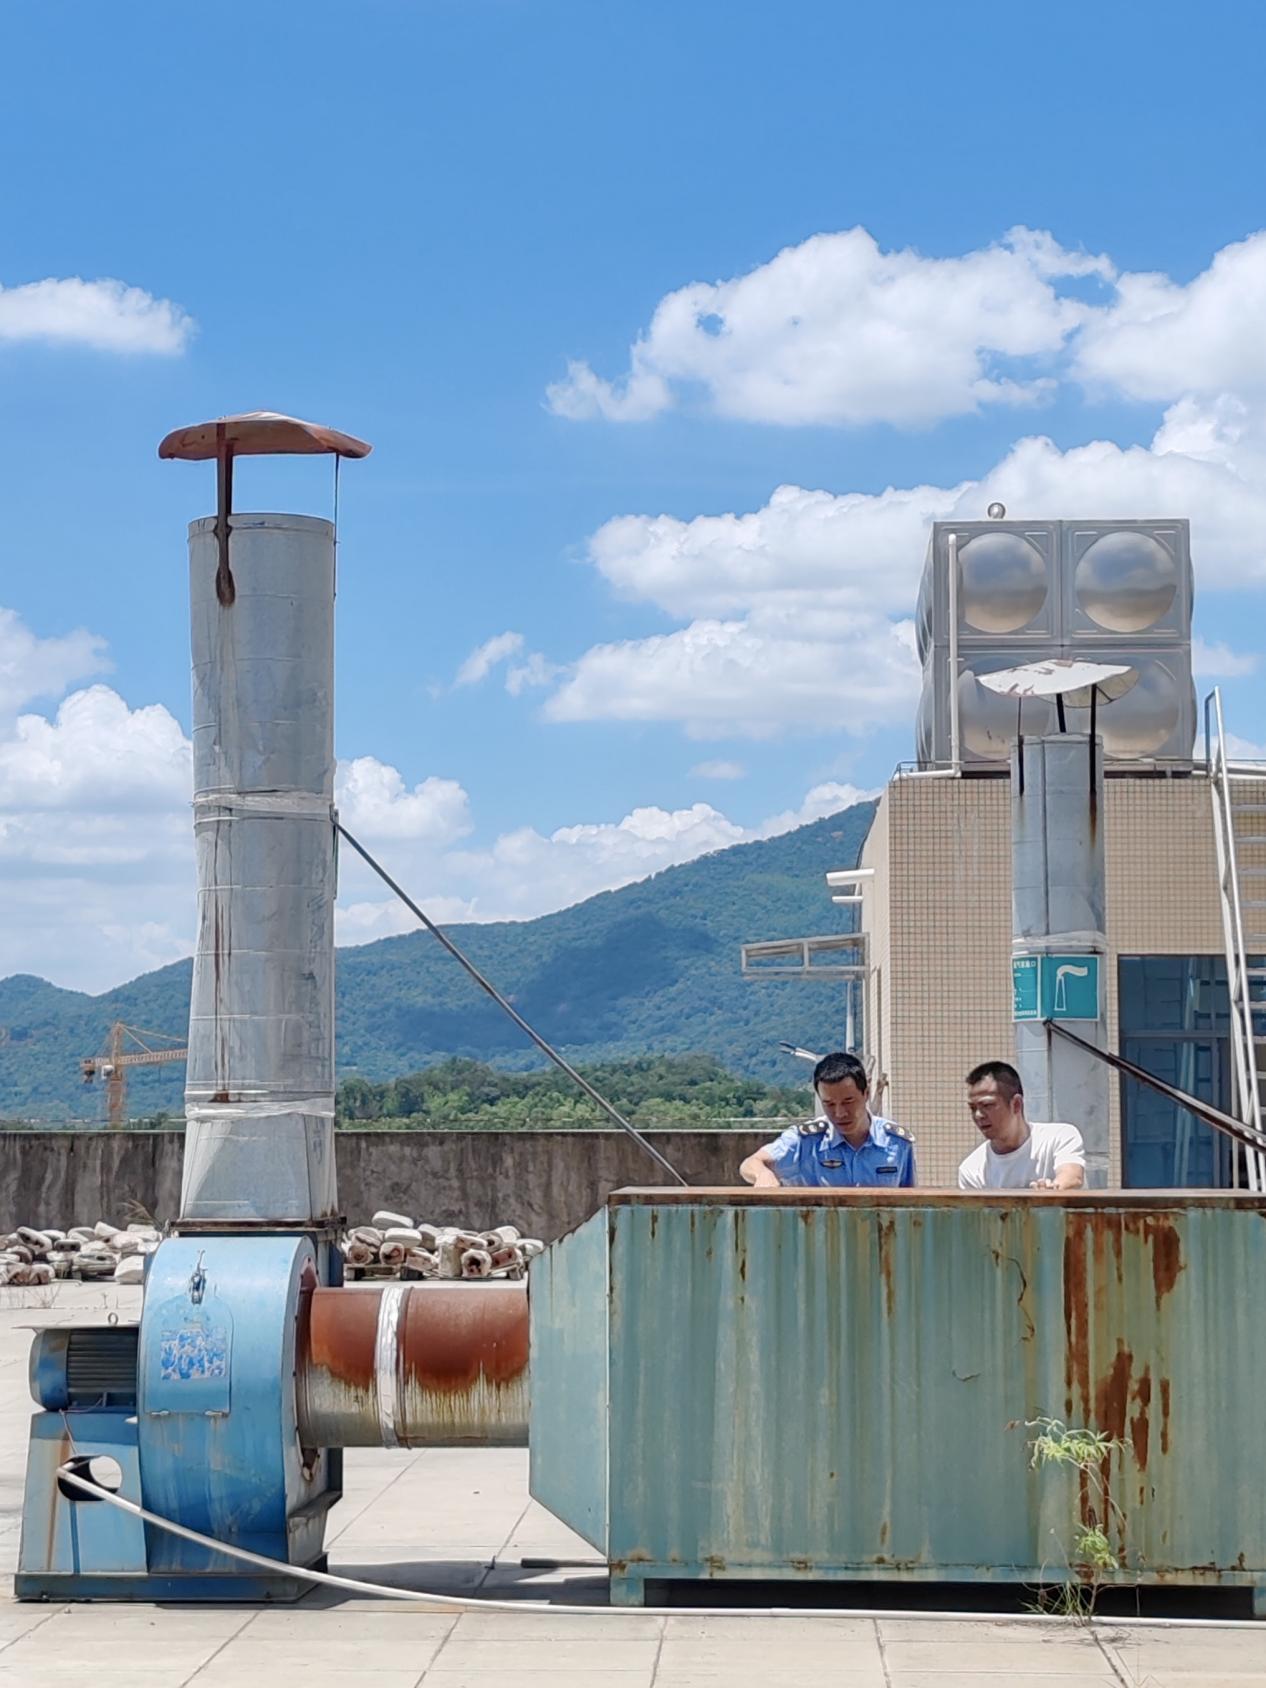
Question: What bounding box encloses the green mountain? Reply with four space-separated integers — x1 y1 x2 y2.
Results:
0 801 875 1121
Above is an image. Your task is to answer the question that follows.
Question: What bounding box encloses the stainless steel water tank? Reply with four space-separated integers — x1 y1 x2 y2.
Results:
917 518 1194 767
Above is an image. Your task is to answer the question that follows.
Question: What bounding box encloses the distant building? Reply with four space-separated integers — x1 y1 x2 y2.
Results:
853 516 1265 1188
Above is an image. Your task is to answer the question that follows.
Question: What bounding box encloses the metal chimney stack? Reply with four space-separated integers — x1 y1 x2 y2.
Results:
160 413 371 1224
1011 733 1110 1187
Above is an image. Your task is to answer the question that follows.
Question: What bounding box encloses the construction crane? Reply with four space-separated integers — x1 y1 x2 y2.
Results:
80 1022 187 1129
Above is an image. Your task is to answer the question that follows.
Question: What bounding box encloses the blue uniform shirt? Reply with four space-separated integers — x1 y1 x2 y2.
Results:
764 1113 916 1188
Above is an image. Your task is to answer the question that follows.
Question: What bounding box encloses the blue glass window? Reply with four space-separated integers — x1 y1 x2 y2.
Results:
1117 955 1237 1188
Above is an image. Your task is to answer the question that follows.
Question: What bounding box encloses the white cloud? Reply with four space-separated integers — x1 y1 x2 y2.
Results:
586 480 949 620
1074 232 1266 402
1 871 195 997
537 389 1266 740
443 782 867 924
547 225 1112 427
759 782 879 836
0 276 194 354
1197 728 1266 765
334 800 746 950
454 630 524 687
0 607 108 717
546 358 670 422
95 919 192 977
1193 637 1259 680
0 667 195 991
335 894 476 947
460 802 747 896
545 610 920 740
0 605 873 994
505 652 562 695
973 420 1266 592
335 757 472 844
0 611 476 988
546 223 1266 436
0 686 190 813
691 760 747 780
454 636 560 699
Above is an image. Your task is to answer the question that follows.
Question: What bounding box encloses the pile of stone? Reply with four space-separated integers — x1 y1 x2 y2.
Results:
342 1210 545 1280
0 1221 161 1287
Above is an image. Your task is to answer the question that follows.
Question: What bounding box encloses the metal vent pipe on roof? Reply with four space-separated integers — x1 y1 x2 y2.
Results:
1011 732 1110 1186
180 512 339 1222
162 413 372 1225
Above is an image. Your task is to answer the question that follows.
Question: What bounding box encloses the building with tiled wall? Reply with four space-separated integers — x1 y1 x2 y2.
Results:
857 769 1266 1189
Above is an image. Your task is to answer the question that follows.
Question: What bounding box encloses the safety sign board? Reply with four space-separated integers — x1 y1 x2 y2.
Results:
1012 953 1100 1022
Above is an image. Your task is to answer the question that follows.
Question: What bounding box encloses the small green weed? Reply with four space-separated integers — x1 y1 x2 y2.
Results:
1019 1415 1129 1619
1027 1416 1121 1472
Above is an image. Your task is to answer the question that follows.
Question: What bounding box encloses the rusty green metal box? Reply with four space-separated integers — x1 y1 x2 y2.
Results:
529 1188 1266 1609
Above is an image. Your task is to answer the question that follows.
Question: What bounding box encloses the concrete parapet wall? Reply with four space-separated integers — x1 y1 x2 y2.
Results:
0 1128 769 1242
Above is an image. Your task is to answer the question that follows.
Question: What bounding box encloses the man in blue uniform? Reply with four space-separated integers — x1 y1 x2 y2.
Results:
738 1051 916 1188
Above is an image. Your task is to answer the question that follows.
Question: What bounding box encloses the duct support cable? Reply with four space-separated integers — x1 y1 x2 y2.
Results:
334 822 687 1185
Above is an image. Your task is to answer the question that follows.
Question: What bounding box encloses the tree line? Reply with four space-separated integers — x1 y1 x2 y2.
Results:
333 1053 812 1130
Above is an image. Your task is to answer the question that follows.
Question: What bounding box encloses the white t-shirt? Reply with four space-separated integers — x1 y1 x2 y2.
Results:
958 1122 1086 1190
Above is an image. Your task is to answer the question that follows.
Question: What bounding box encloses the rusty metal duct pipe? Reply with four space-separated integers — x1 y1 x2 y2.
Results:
297 1284 530 1448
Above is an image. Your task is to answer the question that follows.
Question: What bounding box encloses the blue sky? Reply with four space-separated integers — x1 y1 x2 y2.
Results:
4 0 1266 991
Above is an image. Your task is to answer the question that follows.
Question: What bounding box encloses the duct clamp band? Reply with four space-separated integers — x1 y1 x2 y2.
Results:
192 792 337 824
374 1284 412 1449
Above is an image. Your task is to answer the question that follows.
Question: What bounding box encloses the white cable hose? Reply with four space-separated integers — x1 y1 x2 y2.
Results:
55 1465 1264 1630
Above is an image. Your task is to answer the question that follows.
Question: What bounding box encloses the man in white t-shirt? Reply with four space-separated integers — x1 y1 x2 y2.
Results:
958 1060 1086 1190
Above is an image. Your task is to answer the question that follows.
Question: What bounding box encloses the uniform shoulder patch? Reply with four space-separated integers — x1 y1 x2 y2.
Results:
796 1118 828 1137
885 1119 916 1143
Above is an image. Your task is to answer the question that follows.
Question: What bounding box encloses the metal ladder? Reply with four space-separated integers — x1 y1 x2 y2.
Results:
1206 688 1266 1190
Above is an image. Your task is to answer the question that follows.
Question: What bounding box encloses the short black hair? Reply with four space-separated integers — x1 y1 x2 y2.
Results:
813 1051 868 1092
966 1059 1023 1099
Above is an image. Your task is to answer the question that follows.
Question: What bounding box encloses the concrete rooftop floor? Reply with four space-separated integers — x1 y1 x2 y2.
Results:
2 1284 1262 1688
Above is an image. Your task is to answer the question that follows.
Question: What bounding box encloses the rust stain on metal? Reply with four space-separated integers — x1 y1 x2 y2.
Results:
307 1284 377 1392
1130 1368 1153 1474
401 1283 528 1392
1075 1464 1096 1537
1063 1215 1092 1418
1159 1377 1172 1455
992 1243 1035 1344
47 1430 71 1543
1143 1216 1184 1303
1094 1342 1133 1445
876 1214 896 1319
1063 1209 1180 1423
609 1186 1266 1211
